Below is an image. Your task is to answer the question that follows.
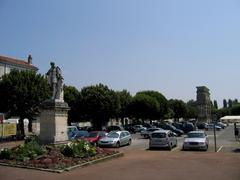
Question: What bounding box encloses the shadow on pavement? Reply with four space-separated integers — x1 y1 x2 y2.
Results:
232 148 240 153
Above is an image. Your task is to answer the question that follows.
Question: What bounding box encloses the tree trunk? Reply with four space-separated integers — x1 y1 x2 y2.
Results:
28 118 33 133
121 117 124 125
18 118 25 139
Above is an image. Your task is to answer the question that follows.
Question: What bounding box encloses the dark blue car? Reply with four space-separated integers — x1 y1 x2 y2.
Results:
67 126 89 140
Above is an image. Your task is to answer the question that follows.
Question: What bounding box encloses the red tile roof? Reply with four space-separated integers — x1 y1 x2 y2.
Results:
0 55 38 70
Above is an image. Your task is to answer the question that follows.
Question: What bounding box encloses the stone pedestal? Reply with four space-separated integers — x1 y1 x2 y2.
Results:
39 99 69 144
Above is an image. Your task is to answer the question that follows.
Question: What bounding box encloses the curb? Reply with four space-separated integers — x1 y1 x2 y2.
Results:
0 152 124 173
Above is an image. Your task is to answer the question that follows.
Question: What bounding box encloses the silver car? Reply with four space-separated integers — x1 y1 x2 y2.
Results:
149 130 177 150
183 131 209 151
98 130 132 148
140 128 163 138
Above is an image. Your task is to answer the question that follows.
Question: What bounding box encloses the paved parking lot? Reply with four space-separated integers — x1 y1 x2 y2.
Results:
0 124 240 180
120 124 240 153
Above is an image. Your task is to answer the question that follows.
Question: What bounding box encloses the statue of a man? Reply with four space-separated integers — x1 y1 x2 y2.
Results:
46 62 64 101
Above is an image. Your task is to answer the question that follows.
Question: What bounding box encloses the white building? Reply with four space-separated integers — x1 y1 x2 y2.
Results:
0 55 38 80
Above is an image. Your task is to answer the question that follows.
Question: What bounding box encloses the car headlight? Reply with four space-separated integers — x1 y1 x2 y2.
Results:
199 142 205 145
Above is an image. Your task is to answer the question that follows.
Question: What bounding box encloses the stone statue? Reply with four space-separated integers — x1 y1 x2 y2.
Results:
46 62 64 101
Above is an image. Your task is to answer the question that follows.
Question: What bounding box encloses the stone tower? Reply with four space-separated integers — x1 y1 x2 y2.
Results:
196 86 211 123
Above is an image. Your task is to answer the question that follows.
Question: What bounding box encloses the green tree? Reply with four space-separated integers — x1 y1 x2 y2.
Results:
213 100 218 109
217 108 231 118
127 93 159 122
223 99 227 108
168 99 187 121
63 85 80 124
231 103 240 115
228 99 233 108
233 99 238 106
136 91 168 120
115 90 132 124
0 70 50 137
186 100 198 119
78 84 120 129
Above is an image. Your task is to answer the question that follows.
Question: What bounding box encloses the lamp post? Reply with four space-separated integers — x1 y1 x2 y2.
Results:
213 114 217 152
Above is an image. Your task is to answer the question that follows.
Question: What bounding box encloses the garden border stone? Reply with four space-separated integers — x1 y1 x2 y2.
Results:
0 152 124 173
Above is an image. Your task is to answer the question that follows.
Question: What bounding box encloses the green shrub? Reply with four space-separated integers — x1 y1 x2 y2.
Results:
60 140 97 158
0 148 12 160
60 145 74 157
12 136 46 161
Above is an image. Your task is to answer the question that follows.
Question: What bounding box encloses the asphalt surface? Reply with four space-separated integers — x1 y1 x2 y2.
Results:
0 124 240 180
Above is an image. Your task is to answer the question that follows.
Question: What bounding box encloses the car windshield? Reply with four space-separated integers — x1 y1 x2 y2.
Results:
87 132 98 138
68 127 76 133
187 133 205 138
152 133 166 138
107 132 119 138
79 131 89 137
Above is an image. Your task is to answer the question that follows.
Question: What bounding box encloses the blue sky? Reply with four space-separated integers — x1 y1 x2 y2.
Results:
0 0 240 106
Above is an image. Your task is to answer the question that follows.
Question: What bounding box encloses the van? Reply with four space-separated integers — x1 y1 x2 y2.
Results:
149 130 177 150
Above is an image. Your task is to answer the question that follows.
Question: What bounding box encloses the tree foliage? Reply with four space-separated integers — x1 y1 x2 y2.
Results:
228 99 233 108
0 70 50 136
78 84 120 129
186 100 198 119
213 100 218 109
230 103 240 115
223 99 228 108
115 90 132 121
168 99 187 121
127 93 159 121
136 91 168 119
63 85 80 124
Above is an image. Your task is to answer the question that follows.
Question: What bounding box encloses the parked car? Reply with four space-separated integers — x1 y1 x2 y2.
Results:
142 123 155 129
67 126 89 140
216 122 227 129
133 125 147 132
123 124 137 134
140 128 163 138
182 122 196 133
172 122 184 130
205 124 222 131
106 125 125 132
149 130 177 150
83 131 107 146
196 122 208 129
98 130 132 148
158 123 184 136
182 131 209 151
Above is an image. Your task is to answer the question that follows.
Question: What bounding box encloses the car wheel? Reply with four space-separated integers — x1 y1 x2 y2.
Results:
182 146 185 151
116 141 120 148
168 143 172 150
204 144 208 151
128 139 132 145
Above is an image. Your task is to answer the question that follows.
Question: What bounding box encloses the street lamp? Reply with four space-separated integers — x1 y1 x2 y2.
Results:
213 114 217 152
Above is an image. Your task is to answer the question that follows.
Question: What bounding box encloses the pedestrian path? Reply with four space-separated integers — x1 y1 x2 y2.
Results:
0 140 23 149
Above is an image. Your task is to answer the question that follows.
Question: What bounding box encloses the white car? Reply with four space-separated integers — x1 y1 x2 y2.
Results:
183 131 209 151
98 130 132 148
149 130 177 150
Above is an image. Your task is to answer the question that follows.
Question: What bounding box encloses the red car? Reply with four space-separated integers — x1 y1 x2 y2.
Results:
83 131 107 146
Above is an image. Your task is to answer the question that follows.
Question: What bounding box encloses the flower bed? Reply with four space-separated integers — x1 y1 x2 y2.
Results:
0 136 122 173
